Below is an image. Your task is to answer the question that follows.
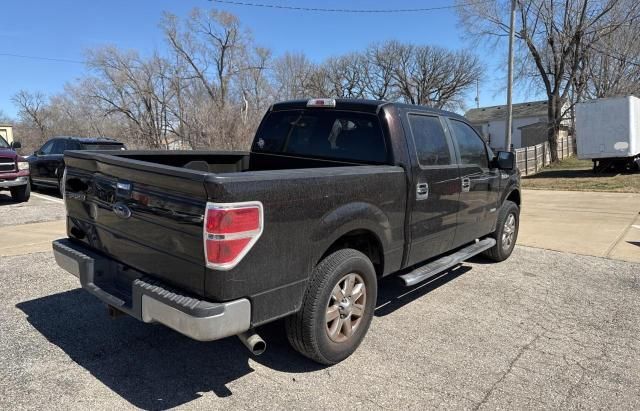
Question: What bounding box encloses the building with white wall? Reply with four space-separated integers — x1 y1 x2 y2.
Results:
465 100 569 150
0 124 13 143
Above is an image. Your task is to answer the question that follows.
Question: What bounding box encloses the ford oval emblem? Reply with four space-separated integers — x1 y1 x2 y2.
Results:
112 202 132 219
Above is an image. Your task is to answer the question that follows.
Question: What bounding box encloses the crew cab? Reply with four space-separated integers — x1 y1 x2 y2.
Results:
0 136 30 202
52 99 521 364
28 136 125 196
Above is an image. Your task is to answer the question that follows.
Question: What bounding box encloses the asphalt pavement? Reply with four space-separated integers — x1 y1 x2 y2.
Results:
1 246 639 410
1 188 639 410
0 189 65 228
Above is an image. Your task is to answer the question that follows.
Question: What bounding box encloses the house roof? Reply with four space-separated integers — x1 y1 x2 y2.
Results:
518 121 569 131
465 100 548 123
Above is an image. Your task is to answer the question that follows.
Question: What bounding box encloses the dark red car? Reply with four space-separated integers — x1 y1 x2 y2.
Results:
0 136 30 202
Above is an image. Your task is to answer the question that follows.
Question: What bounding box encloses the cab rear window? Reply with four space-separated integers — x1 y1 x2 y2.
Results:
253 110 387 163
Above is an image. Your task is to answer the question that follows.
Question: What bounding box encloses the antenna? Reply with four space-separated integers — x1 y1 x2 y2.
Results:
475 79 480 108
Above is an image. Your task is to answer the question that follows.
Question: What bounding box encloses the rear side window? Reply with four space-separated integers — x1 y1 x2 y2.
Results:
408 114 452 166
450 120 488 168
253 110 387 163
51 140 67 155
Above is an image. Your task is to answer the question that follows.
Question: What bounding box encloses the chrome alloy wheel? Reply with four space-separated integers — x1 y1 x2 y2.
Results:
325 273 366 343
502 213 517 252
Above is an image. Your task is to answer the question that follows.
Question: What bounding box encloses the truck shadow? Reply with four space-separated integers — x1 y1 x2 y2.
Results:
16 289 320 409
0 192 18 204
375 265 471 317
16 265 470 409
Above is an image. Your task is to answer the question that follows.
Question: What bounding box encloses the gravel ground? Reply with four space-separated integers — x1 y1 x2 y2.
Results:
0 189 65 227
1 246 639 410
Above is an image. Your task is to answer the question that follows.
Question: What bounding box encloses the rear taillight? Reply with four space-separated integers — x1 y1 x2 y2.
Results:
203 201 263 270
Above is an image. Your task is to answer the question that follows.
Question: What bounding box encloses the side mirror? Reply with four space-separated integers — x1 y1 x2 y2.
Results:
10 141 21 149
495 151 515 170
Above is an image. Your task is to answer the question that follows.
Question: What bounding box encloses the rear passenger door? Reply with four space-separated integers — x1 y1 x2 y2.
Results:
447 119 500 247
405 113 461 266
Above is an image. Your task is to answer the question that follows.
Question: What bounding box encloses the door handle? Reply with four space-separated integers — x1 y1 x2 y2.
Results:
416 183 429 200
461 177 471 192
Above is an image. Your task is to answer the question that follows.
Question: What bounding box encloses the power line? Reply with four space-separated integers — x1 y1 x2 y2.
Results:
0 53 84 65
208 0 492 13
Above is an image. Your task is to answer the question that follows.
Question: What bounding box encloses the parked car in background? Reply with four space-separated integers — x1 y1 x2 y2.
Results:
0 136 30 202
28 137 125 196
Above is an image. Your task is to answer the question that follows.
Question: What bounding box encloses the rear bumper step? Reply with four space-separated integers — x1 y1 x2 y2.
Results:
52 238 251 341
399 238 496 286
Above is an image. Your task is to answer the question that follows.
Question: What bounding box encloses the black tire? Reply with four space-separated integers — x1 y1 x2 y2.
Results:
286 249 377 365
483 200 519 262
10 181 31 203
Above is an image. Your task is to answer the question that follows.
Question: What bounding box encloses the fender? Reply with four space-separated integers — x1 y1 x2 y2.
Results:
501 186 521 206
310 201 391 266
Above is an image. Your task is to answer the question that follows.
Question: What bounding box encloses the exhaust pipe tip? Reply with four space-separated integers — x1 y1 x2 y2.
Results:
238 330 266 356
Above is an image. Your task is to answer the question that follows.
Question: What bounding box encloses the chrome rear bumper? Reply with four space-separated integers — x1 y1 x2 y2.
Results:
52 239 251 341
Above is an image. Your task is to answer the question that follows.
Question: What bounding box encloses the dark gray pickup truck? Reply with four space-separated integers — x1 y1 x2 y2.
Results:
53 98 521 364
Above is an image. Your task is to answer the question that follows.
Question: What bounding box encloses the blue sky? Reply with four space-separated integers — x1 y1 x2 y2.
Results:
0 0 527 118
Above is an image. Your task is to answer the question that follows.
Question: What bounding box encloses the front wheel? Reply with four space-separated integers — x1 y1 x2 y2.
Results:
10 181 31 203
483 200 519 262
286 249 377 365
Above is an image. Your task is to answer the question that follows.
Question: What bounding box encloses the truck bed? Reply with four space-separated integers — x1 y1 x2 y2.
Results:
62 150 407 324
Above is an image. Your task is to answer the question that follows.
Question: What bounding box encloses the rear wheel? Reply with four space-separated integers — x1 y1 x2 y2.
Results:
483 200 519 262
286 249 377 365
10 181 31 203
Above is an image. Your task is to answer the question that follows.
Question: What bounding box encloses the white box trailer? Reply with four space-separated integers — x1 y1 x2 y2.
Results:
576 96 640 171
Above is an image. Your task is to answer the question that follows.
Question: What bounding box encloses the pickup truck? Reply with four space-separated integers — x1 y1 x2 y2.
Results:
0 137 30 202
52 98 521 365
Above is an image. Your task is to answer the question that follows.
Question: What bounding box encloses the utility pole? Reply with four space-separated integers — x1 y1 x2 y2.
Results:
504 0 516 152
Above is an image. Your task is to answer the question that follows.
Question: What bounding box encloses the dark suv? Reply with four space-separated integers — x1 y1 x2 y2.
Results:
28 137 125 195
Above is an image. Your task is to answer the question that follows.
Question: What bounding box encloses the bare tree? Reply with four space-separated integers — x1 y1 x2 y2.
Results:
10 8 488 153
321 54 367 98
362 42 399 101
272 52 316 100
11 90 50 142
386 42 483 109
458 0 640 160
85 47 175 148
585 22 640 98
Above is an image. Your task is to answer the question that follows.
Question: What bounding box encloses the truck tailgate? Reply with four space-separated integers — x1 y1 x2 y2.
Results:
63 152 208 294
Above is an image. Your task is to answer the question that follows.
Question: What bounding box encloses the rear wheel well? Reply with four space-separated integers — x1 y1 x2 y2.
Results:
506 189 520 206
320 230 384 277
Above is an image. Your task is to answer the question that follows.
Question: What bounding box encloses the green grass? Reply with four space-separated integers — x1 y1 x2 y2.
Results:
521 156 640 193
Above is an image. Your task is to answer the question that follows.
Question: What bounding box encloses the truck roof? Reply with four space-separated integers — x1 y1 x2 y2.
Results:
271 99 466 121
54 136 123 144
